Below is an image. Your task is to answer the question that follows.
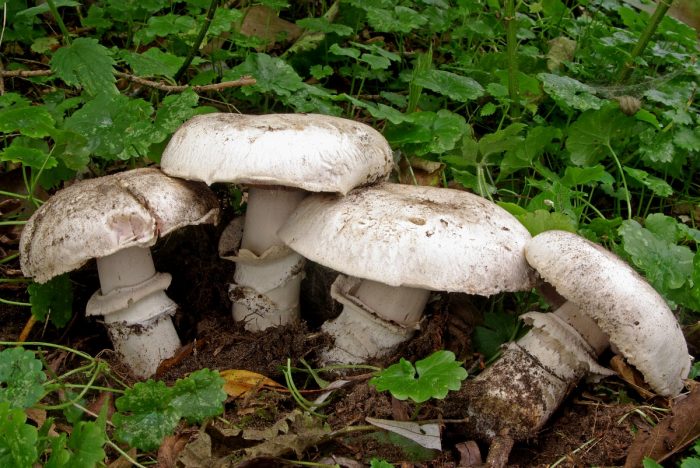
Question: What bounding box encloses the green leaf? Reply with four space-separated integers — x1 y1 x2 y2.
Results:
171 369 226 423
385 110 468 155
473 311 520 359
370 458 395 468
0 106 55 138
538 73 602 111
413 69 484 102
27 275 73 328
643 457 664 468
0 348 46 409
499 126 561 180
121 48 185 79
51 130 92 171
113 380 179 451
224 53 304 97
0 402 39 467
44 434 70 468
369 351 467 403
329 43 361 59
566 105 636 165
134 14 197 45
516 210 578 236
296 17 353 36
15 0 79 17
65 420 106 467
51 38 117 96
0 142 57 171
365 6 428 33
623 167 673 197
561 165 614 187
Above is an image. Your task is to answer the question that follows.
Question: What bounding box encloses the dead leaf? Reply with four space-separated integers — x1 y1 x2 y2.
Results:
220 369 285 398
456 441 482 467
365 417 442 451
107 448 137 468
242 410 331 458
609 355 655 399
239 6 302 49
26 408 59 437
177 432 214 468
157 434 190 468
624 382 700 467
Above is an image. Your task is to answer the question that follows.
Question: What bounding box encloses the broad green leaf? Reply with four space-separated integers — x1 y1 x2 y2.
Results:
113 380 179 451
413 69 484 102
369 351 467 403
15 0 79 17
296 17 353 36
365 6 428 33
473 311 520 359
566 105 636 166
350 42 401 62
28 275 73 328
639 128 677 165
385 110 468 155
643 457 664 468
0 106 55 137
499 126 561 180
619 220 694 297
51 130 91 171
65 419 106 467
538 73 602 111
329 43 360 59
121 48 185 79
0 402 39 467
224 53 304 97
360 53 391 70
134 14 197 45
516 210 577 236
152 90 205 144
0 348 46 409
644 213 685 244
623 167 673 197
44 434 70 468
561 165 614 187
309 65 333 80
674 127 700 152
0 143 57 171
370 459 395 468
478 123 526 161
171 369 226 423
51 38 117 96
209 8 244 36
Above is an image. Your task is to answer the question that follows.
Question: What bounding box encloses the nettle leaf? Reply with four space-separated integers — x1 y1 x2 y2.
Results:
366 5 428 33
171 369 226 423
473 311 520 359
413 69 484 102
64 93 154 160
0 348 47 409
121 48 185 79
538 73 602 111
369 351 467 403
566 105 636 166
51 38 116 96
0 402 39 467
0 105 55 137
623 167 673 197
224 53 304 97
113 380 179 451
27 274 73 328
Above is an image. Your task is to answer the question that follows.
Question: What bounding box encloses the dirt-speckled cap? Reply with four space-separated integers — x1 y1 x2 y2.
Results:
525 230 691 396
20 168 219 283
278 183 535 294
160 113 393 193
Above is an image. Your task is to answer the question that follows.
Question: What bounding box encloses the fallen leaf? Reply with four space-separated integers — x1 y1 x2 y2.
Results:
107 448 137 468
366 417 442 451
456 441 482 467
177 432 214 468
243 410 331 458
157 434 190 468
609 355 655 399
220 369 285 398
624 382 700 467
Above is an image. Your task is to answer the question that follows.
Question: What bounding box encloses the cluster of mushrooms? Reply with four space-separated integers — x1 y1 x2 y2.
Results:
19 113 690 441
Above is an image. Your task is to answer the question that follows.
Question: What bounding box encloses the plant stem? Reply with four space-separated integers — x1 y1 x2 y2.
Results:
0 253 19 264
616 0 674 83
45 0 72 44
606 144 632 219
0 220 27 225
0 297 30 306
0 340 96 361
505 0 520 119
173 0 219 82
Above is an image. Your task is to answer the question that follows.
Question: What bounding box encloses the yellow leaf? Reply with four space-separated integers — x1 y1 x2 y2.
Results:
219 369 285 398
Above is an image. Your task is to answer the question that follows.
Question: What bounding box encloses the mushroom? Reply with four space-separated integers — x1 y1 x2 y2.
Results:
277 182 535 364
19 168 219 378
444 230 691 441
160 113 393 331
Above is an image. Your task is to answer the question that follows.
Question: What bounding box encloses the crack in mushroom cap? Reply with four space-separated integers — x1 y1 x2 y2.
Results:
278 183 535 294
524 230 691 397
20 168 220 284
160 113 393 193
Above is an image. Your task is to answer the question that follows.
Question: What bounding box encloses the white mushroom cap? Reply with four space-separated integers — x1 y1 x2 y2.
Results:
278 183 535 294
160 113 393 193
20 168 219 283
525 230 691 396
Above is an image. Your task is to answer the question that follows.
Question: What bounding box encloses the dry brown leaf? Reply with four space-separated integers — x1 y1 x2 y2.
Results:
220 369 284 398
157 434 190 468
625 382 700 467
609 355 655 399
107 448 137 468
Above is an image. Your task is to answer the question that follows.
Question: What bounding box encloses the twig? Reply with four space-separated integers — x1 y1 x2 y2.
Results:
173 0 220 82
0 68 256 91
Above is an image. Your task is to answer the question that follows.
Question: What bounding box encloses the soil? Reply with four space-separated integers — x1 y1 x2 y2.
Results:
2 221 695 467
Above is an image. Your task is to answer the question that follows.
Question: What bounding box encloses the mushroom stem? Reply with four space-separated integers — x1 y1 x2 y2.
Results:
444 301 612 440
321 275 430 364
231 186 307 331
90 246 181 378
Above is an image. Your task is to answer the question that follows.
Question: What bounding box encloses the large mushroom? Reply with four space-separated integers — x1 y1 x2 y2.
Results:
20 168 219 378
278 182 535 363
444 230 691 441
160 113 393 331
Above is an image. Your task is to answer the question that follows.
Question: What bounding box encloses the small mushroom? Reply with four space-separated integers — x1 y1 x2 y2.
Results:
160 113 393 331
278 182 535 364
19 168 219 378
447 230 691 441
